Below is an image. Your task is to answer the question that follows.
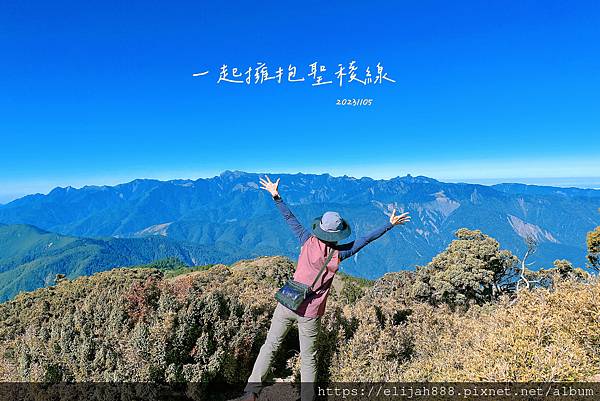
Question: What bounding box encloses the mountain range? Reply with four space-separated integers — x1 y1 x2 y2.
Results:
0 171 598 287
0 223 249 302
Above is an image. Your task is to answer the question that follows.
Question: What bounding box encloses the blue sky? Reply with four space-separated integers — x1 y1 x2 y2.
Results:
1 0 599 202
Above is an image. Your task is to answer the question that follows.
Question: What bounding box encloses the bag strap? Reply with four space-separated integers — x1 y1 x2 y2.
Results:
309 250 335 291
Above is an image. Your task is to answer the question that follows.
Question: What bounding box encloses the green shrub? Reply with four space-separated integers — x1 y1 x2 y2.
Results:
412 228 518 308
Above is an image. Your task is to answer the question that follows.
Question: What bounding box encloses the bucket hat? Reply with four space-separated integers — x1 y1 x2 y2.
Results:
311 211 351 242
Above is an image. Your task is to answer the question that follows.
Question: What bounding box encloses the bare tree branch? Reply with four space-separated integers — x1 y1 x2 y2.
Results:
516 235 538 291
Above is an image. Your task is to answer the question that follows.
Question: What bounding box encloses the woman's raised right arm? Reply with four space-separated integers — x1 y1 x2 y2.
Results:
260 175 311 244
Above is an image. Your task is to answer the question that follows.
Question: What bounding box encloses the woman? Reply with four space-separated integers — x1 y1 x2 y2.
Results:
240 176 410 401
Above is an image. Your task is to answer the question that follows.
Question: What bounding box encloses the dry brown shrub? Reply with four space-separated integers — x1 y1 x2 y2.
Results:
1 255 599 389
328 277 600 382
123 275 162 323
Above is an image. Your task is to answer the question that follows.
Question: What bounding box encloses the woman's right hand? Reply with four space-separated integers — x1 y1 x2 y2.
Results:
259 175 280 198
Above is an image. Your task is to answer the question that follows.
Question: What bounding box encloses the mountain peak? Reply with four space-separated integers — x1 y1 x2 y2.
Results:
219 170 250 180
48 186 75 195
392 175 438 184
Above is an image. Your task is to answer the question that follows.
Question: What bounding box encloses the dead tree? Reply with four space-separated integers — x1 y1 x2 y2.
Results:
516 235 538 291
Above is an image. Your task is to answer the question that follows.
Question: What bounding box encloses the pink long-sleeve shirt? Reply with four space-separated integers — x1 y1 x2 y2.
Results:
273 196 394 318
293 236 340 317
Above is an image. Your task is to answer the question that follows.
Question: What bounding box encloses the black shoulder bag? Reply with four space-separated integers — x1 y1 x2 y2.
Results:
275 251 334 311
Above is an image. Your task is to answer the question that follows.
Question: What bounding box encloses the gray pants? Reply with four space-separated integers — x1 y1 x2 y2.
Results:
244 303 321 401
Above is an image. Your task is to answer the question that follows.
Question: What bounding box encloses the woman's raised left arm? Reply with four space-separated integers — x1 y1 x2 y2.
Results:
338 209 410 261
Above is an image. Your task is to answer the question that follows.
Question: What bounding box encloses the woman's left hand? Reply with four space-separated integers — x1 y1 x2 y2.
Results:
390 209 411 226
